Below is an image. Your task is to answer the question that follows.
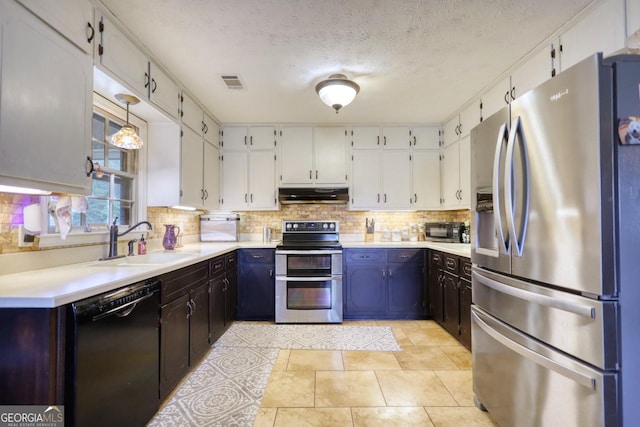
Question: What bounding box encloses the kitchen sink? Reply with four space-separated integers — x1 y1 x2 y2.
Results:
91 252 199 267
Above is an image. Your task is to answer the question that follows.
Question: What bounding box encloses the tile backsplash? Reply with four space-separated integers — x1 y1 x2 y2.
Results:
0 192 469 254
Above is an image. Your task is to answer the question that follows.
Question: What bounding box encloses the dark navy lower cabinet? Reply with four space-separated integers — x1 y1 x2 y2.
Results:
344 248 425 320
237 249 275 321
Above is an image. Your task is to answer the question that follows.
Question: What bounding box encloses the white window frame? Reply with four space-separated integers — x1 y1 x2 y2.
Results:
37 93 148 248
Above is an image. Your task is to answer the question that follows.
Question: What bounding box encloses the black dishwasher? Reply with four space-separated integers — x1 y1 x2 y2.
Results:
66 279 160 427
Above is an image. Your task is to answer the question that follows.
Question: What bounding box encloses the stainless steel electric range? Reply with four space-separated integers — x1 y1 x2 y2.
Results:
275 220 343 323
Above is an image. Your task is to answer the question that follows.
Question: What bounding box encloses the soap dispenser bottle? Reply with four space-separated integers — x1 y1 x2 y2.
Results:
138 235 147 255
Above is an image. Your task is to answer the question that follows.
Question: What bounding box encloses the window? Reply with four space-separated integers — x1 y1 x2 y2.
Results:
44 107 138 234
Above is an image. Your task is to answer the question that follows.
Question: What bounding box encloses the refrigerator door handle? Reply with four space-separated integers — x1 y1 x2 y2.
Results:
472 270 596 319
472 310 596 390
504 116 530 256
492 122 510 254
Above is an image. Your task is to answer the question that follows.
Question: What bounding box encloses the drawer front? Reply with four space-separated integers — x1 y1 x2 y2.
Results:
161 261 209 304
210 255 225 277
239 248 274 264
345 249 386 263
387 248 423 264
444 254 459 274
461 259 472 279
429 250 443 267
226 251 238 268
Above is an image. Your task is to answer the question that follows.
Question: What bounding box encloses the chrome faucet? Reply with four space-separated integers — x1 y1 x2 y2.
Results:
108 218 153 258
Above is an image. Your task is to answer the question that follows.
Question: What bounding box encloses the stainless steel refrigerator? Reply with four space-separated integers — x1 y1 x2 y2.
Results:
470 53 640 427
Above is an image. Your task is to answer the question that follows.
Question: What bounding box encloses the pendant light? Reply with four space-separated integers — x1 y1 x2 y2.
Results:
110 94 143 149
315 74 360 113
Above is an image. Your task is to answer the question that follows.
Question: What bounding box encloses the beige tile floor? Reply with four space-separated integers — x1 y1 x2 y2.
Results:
253 320 498 427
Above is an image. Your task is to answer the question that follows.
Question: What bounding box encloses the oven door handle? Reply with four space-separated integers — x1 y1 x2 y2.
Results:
276 276 342 281
275 250 343 255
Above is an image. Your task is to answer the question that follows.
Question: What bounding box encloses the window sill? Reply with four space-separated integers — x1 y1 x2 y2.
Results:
36 230 150 248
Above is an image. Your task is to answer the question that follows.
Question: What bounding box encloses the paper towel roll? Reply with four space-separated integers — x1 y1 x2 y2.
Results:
23 204 41 234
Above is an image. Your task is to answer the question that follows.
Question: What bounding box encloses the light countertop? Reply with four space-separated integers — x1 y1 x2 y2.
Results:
0 240 469 309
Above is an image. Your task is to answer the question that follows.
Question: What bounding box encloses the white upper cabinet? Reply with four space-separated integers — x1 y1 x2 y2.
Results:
313 127 348 185
350 126 381 149
382 127 411 149
203 113 218 147
148 62 180 120
180 91 204 134
97 15 148 96
381 151 412 209
440 135 470 209
220 151 248 209
221 127 248 150
220 125 278 210
220 150 277 210
511 46 553 100
458 101 481 138
480 76 511 120
558 0 626 72
180 126 205 208
248 126 277 150
18 0 95 54
147 122 181 207
443 115 461 147
350 150 381 209
279 126 347 186
221 126 276 150
412 150 440 210
280 126 314 184
0 0 92 194
411 126 440 150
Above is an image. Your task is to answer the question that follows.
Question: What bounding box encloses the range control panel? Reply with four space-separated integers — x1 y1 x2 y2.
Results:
282 220 339 233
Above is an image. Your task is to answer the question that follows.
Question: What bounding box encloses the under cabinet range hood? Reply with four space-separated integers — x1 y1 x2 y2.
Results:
278 187 349 204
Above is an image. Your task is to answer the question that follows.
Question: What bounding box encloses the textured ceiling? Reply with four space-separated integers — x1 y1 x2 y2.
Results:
97 0 594 124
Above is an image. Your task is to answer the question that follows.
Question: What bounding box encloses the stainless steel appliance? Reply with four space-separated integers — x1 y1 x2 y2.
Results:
278 187 349 204
470 53 640 426
275 220 343 323
423 222 463 243
200 212 239 241
66 280 160 427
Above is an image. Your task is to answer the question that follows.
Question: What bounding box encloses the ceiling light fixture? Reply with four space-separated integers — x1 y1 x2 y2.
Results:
315 74 360 114
110 94 143 149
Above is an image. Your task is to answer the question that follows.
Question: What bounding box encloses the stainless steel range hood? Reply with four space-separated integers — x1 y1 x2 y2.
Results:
278 187 349 204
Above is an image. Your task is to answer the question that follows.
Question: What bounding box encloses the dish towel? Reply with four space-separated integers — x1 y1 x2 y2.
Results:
55 196 88 239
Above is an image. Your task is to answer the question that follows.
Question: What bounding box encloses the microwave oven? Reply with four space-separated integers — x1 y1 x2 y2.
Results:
424 222 463 243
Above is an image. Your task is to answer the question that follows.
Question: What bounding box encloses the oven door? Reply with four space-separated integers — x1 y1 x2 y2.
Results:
275 250 342 276
275 276 343 323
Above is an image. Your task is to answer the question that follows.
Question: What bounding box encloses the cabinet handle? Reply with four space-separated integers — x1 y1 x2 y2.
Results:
191 298 196 312
85 156 95 177
384 194 387 203
388 268 392 278
145 72 150 88
245 193 248 202
269 269 273 278
151 78 157 93
511 87 516 100
504 91 510 104
186 301 193 318
360 255 370 259
204 189 209 200
252 255 263 259
399 255 410 258
377 194 380 203
414 193 417 203
382 269 386 279
309 170 312 180
384 136 387 145
204 123 208 134
250 136 253 145
316 170 318 179
87 22 95 43
250 194 254 203
201 189 205 200
377 135 380 145
244 136 247 145
413 136 416 145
